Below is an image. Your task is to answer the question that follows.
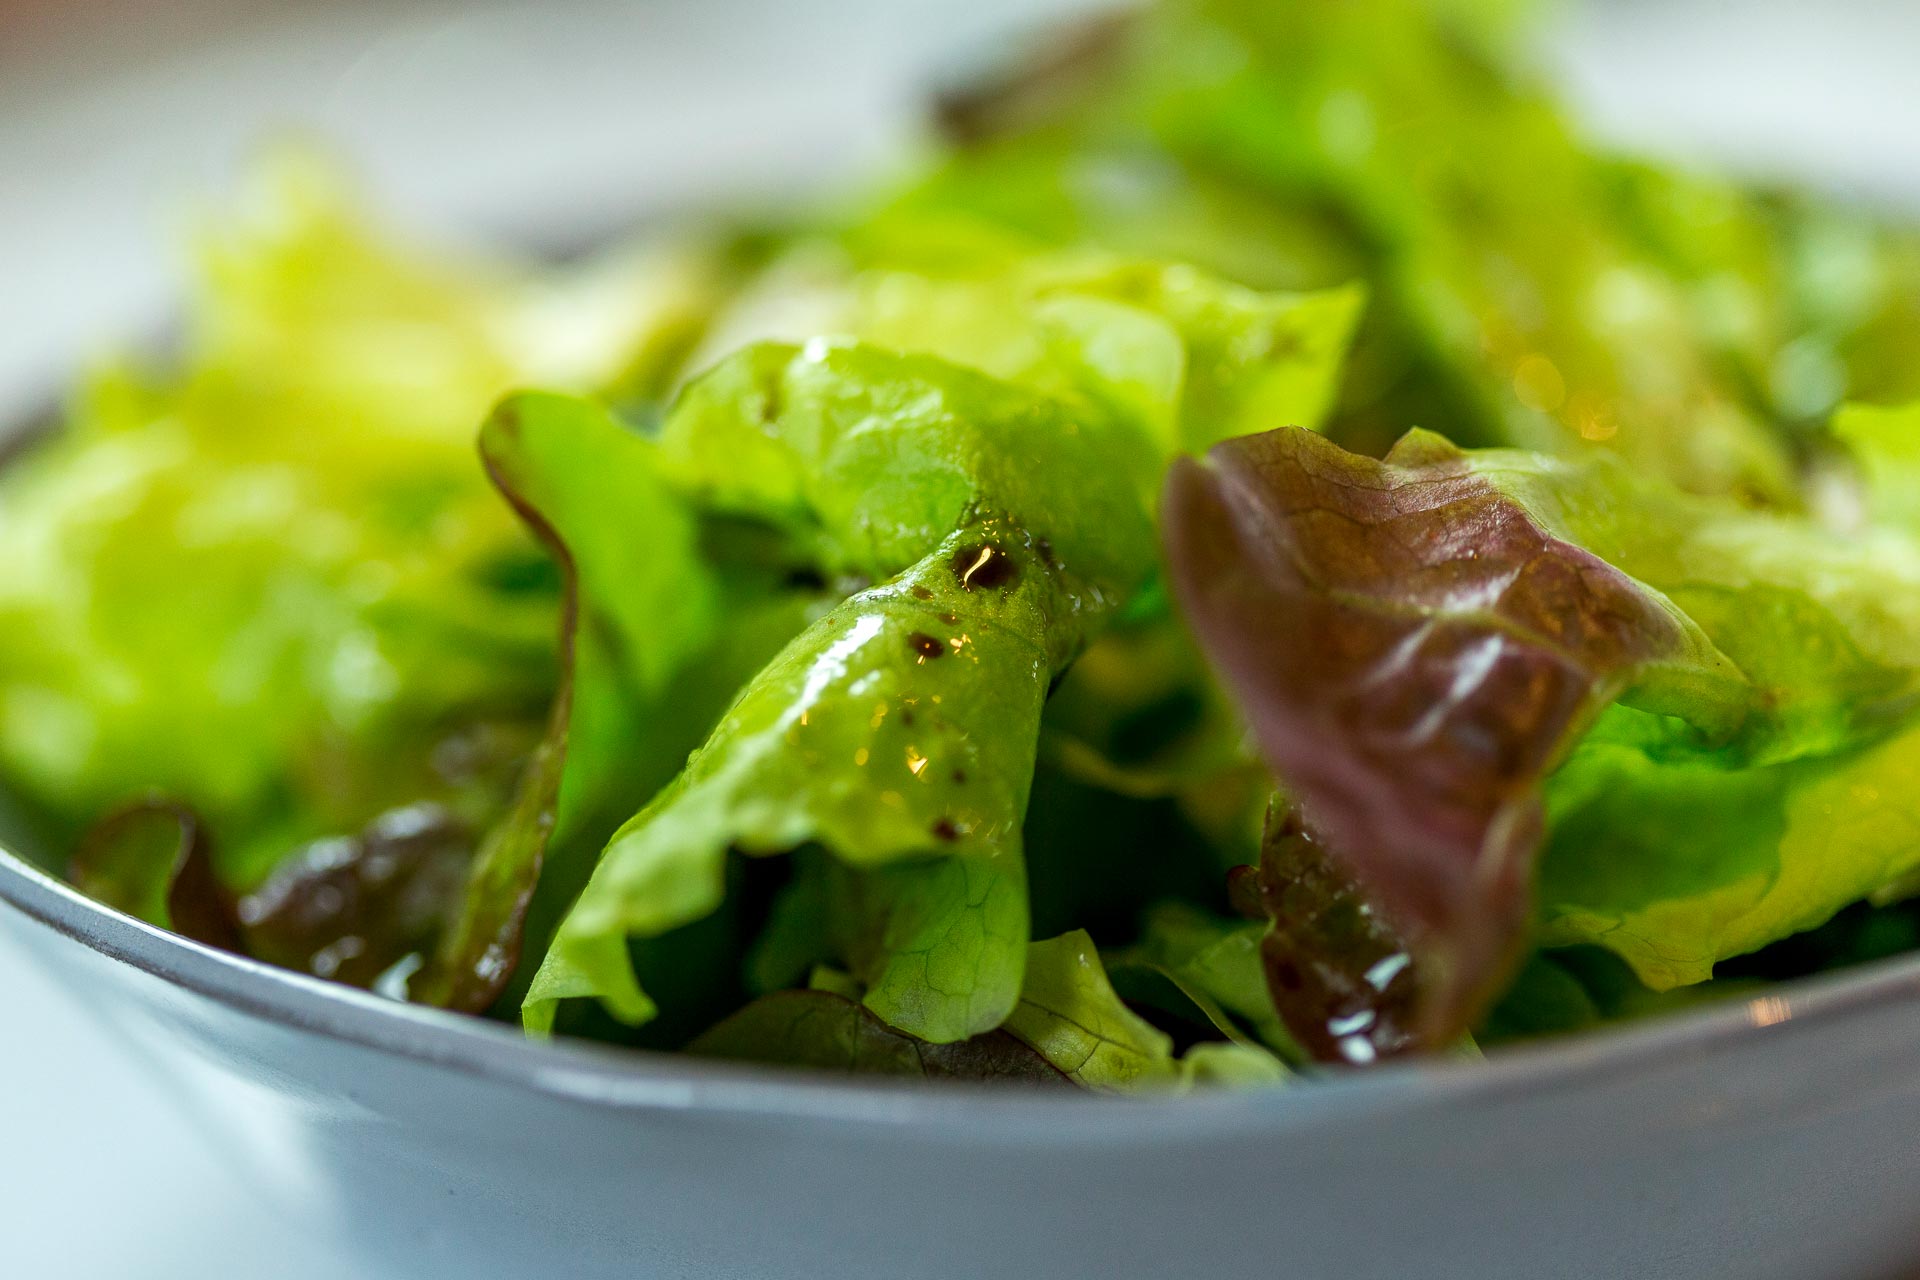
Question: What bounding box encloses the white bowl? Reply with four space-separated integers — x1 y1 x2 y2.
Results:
9 845 1920 1280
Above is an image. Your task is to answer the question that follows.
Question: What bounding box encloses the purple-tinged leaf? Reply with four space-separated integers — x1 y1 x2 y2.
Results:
1165 426 1700 1047
238 802 474 988
1244 806 1420 1065
69 797 240 951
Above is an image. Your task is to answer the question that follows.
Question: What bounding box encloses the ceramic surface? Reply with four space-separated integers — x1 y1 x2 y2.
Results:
9 851 1920 1280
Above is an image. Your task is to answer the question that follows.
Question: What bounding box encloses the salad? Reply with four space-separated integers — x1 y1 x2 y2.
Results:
5 0 1920 1093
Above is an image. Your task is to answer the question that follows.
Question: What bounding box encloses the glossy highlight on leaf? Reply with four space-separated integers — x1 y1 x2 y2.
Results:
238 802 474 988
1163 426 1706 1043
1247 808 1420 1065
525 522 1058 1043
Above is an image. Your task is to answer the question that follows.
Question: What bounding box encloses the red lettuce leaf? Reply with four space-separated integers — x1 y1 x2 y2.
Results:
69 798 240 951
238 802 476 988
409 401 582 1012
1165 427 1696 1048
1238 806 1420 1065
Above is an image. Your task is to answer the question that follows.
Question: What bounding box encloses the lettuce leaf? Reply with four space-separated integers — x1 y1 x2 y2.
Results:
1384 428 1920 995
697 936 1287 1090
237 801 476 989
527 238 1367 1041
1835 401 1920 531
658 340 1160 589
1003 930 1286 1090
525 518 1073 1042
409 392 722 1009
25 5 1920 1085
1538 706 1920 990
67 799 238 950
1168 422 1920 1046
1134 0 1803 490
531 291 1337 1039
689 988 1070 1085
0 158 735 889
900 0 1920 495
1241 806 1426 1064
1106 901 1298 1060
695 247 1362 453
1163 425 1735 1042
1000 930 1180 1090
698 930 1283 1091
1472 445 1920 762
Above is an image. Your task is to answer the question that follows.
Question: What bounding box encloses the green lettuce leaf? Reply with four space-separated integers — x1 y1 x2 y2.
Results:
1109 902 1299 1060
1537 706 1920 990
525 337 1180 1042
412 392 721 1009
689 988 1070 1085
999 929 1176 1089
695 246 1363 453
898 0 1920 495
1135 0 1801 489
526 519 1069 1042
693 249 1361 879
1473 444 1920 762
1342 428 1920 994
711 930 1285 1091
0 157 735 890
1030 592 1271 894
527 249 1364 1041
1835 401 1920 531
1003 930 1286 1090
1473 950 1602 1045
1479 944 1763 1045
656 340 1161 589
1176 1042 1294 1086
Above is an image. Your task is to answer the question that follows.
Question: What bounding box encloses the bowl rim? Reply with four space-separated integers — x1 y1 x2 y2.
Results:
9 836 1920 1142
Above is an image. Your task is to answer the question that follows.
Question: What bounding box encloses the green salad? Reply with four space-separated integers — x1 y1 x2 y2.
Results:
6 0 1920 1091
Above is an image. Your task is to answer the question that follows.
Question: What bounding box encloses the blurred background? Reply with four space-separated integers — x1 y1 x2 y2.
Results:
5 0 1920 434
0 1 1916 1276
